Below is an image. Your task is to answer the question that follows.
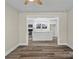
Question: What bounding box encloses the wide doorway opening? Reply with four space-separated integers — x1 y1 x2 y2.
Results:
27 17 59 46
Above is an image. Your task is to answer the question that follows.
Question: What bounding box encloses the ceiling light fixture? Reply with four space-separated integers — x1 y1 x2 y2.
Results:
24 0 42 5
29 0 34 2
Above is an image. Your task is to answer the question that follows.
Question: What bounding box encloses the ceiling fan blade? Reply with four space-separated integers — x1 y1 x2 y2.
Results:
24 0 42 5
24 0 28 5
35 0 42 5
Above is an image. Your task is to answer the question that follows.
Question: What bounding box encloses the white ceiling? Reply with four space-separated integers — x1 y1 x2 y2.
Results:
6 0 73 12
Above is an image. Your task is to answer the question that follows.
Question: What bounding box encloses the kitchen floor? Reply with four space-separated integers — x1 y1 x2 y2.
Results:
28 39 57 46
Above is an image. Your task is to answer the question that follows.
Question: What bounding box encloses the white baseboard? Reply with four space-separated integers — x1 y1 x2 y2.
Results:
67 44 73 49
5 44 19 56
5 43 28 56
58 42 73 49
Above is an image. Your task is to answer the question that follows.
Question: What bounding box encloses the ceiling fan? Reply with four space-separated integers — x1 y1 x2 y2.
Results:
24 0 42 5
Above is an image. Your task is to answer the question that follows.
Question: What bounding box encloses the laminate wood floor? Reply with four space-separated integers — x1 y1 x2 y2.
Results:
28 39 57 46
6 45 73 59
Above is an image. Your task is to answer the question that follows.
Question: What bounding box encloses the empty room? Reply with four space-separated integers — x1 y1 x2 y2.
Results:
5 0 73 59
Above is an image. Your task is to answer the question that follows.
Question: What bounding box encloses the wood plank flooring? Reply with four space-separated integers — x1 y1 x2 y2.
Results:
28 39 57 46
6 45 73 59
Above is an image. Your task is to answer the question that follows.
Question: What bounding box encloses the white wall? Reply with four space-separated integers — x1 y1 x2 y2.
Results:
19 13 28 45
19 12 68 45
67 9 73 49
5 4 19 55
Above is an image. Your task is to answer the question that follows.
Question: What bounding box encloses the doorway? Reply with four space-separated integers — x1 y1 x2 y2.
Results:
27 17 59 46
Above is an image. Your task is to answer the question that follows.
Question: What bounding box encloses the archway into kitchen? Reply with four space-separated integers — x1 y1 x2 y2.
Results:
26 15 59 46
